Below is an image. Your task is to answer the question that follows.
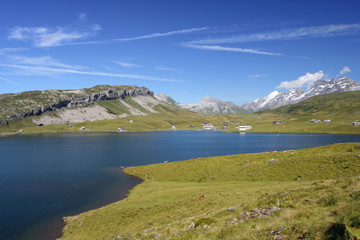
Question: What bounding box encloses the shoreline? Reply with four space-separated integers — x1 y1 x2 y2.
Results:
58 142 360 239
3 132 360 239
2 127 360 139
55 174 143 240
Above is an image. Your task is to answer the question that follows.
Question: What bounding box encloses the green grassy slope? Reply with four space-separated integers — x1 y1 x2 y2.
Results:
61 143 360 240
242 91 360 134
259 91 360 116
0 84 135 119
1 89 360 136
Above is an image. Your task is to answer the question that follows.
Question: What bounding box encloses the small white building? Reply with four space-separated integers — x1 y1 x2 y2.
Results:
203 124 215 130
118 127 125 132
353 120 360 126
324 120 332 123
310 119 321 123
237 126 252 131
171 125 176 129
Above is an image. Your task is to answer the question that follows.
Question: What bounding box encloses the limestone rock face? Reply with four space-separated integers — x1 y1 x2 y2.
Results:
0 85 154 120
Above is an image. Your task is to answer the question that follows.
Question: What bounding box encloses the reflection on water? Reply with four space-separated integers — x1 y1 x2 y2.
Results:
1 131 360 240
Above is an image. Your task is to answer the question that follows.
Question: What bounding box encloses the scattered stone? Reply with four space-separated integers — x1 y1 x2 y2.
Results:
226 207 237 211
154 233 162 238
244 161 250 167
144 228 154 233
269 159 279 164
231 218 238 224
238 206 281 222
270 227 284 235
188 221 195 229
305 199 316 202
0 120 9 125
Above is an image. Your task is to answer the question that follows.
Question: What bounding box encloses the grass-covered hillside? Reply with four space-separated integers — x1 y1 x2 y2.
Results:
0 84 136 119
61 143 360 240
245 91 360 134
260 90 360 116
1 88 360 136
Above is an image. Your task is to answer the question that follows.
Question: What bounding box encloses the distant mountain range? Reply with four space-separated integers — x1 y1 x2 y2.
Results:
156 77 360 114
241 77 360 112
155 95 249 115
1 77 359 125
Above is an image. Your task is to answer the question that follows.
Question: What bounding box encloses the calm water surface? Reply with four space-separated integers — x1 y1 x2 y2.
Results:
1 131 360 240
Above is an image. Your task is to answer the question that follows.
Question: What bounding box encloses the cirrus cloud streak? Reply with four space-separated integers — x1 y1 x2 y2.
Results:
183 44 282 56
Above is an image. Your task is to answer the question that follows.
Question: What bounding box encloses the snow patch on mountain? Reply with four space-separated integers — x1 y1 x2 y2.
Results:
242 77 360 112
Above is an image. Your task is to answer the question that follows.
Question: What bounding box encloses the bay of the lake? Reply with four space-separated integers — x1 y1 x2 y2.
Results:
1 131 360 240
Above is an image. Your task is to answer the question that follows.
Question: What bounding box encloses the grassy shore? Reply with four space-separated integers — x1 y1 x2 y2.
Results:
60 143 360 240
1 110 360 137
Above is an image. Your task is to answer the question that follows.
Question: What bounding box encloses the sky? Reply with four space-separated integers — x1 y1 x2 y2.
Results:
0 0 360 105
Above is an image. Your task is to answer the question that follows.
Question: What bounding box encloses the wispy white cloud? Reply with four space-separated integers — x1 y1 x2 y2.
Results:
277 70 324 90
8 27 97 47
340 66 351 75
186 24 360 45
0 47 28 55
156 66 177 71
0 75 16 84
8 14 101 47
110 60 142 68
8 55 85 70
69 26 211 46
0 63 187 82
183 44 282 56
249 74 268 78
113 27 210 42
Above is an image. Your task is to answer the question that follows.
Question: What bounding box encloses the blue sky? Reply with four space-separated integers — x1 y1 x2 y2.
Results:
0 0 359 105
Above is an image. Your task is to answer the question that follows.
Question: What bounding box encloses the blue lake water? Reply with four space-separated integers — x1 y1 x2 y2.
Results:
1 131 360 240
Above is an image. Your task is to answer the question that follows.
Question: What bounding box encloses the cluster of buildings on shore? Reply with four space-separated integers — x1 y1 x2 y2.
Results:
310 119 360 125
201 121 252 131
310 119 332 123
110 118 360 133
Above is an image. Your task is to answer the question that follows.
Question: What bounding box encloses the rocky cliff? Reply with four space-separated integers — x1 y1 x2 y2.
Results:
0 85 153 121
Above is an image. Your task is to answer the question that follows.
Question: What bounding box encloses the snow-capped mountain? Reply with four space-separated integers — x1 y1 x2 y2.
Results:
241 77 360 112
180 95 248 115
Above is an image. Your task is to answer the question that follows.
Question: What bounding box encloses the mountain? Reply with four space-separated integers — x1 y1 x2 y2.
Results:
0 85 183 126
155 94 248 115
179 95 249 115
259 90 360 116
154 93 181 107
241 77 360 112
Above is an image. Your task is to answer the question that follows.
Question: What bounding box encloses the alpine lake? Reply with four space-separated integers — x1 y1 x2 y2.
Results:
1 131 360 240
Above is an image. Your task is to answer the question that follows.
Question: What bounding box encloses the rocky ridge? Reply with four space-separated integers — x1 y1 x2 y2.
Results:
241 77 360 112
0 85 153 121
156 94 248 115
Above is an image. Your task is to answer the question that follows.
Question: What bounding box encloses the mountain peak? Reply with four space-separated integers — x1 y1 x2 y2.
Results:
242 77 360 112
180 96 248 115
